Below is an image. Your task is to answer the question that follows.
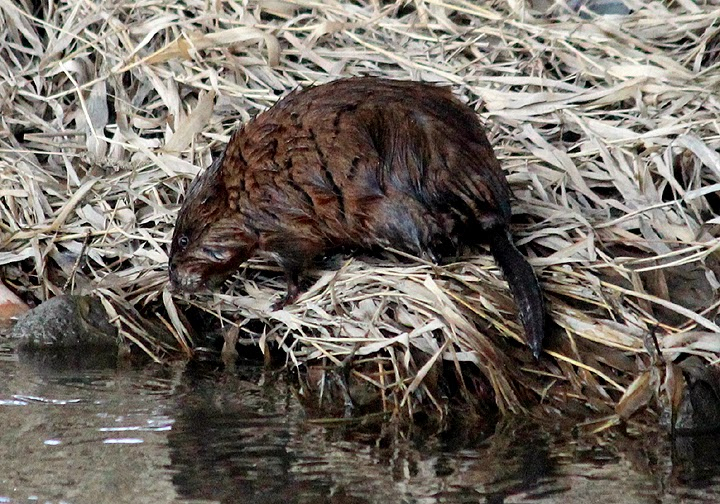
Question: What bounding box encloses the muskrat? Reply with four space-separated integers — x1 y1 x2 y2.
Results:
169 77 545 358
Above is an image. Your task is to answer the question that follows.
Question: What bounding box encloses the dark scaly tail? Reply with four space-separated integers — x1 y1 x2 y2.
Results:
488 228 545 359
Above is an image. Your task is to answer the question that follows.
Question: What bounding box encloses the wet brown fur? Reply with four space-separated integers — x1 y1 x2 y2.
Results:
169 77 545 357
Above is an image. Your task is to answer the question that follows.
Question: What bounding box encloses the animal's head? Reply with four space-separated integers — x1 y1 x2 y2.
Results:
168 155 257 292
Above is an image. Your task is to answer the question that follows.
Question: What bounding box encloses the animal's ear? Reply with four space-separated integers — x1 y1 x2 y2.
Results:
208 217 257 244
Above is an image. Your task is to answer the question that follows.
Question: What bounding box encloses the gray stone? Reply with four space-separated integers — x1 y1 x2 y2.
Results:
10 295 117 352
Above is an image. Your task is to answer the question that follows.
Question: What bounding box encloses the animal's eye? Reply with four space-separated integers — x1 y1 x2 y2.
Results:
178 235 189 249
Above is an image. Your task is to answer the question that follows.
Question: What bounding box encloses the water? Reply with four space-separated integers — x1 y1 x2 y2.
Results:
1 347 720 504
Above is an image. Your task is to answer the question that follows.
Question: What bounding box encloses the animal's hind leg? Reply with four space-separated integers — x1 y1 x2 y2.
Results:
365 196 444 260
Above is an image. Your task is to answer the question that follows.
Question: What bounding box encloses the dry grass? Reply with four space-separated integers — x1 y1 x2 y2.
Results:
1 0 720 425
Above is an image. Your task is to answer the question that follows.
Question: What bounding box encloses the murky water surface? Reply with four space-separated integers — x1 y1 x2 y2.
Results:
1 346 720 504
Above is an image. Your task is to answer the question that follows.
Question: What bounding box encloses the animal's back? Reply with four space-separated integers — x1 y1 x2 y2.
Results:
222 77 512 259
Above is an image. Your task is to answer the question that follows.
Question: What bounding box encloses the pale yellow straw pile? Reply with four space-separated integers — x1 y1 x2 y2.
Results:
1 1 719 426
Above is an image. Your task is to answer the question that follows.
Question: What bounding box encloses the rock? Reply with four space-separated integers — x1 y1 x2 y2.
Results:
10 295 117 353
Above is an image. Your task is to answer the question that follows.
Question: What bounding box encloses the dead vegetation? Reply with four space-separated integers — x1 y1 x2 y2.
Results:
1 0 720 426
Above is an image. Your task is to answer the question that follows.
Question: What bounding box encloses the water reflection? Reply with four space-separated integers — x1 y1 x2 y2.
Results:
1 344 720 503
167 366 561 503
0 345 179 503
673 433 720 494
165 365 720 504
169 366 306 503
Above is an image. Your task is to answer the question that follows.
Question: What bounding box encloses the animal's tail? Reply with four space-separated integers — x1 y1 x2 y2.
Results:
488 228 545 359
